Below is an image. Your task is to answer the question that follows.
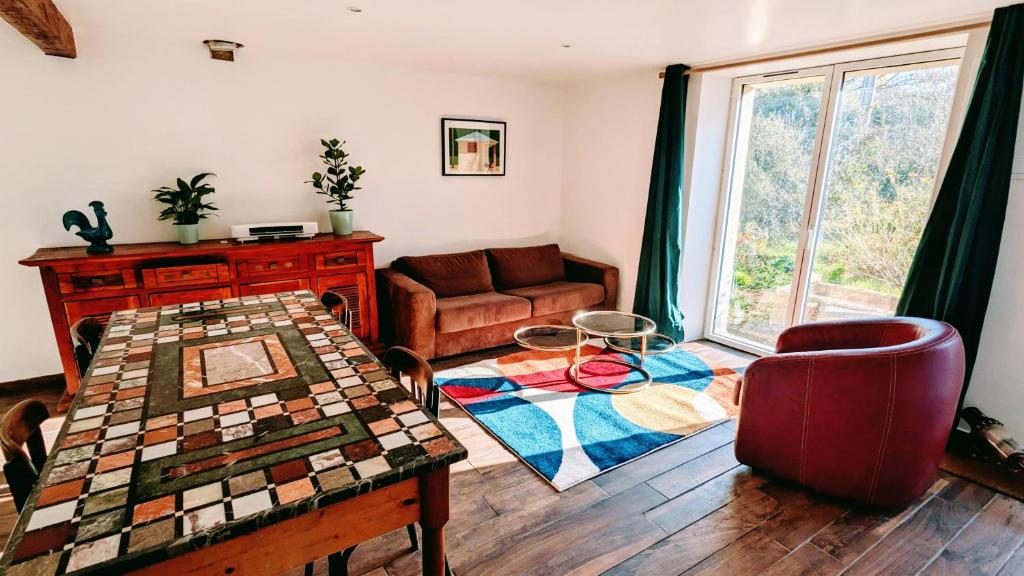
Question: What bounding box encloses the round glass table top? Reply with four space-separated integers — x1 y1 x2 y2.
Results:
513 325 578 351
605 334 676 355
572 311 657 338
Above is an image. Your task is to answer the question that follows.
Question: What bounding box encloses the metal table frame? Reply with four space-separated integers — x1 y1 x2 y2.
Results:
512 312 676 394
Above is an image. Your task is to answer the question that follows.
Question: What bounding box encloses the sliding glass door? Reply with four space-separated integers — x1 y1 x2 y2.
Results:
710 70 830 348
708 50 962 353
801 57 961 323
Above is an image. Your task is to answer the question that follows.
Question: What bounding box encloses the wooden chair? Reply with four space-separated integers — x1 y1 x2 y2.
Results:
384 346 441 418
1 400 51 512
70 316 104 377
320 291 352 329
306 347 448 576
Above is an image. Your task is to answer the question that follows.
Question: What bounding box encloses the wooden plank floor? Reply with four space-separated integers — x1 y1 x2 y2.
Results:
3 341 1023 576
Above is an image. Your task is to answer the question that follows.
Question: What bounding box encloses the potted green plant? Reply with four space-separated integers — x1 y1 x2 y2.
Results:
153 172 218 245
307 138 366 235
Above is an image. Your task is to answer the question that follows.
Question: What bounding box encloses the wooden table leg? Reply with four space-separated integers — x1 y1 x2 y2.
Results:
420 466 450 576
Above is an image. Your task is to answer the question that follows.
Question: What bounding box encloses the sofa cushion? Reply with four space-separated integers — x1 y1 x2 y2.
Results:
435 292 532 333
394 250 494 298
502 281 604 317
486 244 565 290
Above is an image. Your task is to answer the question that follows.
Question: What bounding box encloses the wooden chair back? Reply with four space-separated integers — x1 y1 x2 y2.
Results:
383 346 440 417
1 400 50 512
320 291 352 329
70 316 104 377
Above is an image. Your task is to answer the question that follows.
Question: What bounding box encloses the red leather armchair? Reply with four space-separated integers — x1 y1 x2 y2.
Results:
733 318 965 508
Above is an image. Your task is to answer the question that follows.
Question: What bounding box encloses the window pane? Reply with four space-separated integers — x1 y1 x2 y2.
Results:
713 76 825 348
803 61 959 322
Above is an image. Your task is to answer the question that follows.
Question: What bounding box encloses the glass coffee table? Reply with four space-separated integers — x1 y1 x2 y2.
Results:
512 311 676 394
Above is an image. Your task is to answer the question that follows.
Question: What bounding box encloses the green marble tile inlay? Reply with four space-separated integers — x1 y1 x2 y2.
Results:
135 413 368 500
159 302 284 327
146 326 330 417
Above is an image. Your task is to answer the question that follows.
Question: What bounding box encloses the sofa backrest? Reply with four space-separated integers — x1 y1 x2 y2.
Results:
394 250 494 298
486 244 565 290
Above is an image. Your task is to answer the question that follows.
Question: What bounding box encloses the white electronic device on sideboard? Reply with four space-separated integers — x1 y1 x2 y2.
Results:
230 222 318 242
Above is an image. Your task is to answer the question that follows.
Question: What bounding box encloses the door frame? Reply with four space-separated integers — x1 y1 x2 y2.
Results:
703 48 965 355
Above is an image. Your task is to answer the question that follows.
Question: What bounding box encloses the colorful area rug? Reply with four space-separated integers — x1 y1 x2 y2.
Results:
434 343 739 490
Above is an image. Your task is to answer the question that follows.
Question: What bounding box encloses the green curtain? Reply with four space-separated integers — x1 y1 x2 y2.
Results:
897 4 1024 418
633 63 689 341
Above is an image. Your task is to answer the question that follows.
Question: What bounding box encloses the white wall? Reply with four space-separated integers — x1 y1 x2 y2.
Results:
0 32 564 382
558 71 728 341
558 72 661 313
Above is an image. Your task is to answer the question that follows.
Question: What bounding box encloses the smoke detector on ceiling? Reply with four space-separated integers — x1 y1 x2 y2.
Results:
203 39 244 62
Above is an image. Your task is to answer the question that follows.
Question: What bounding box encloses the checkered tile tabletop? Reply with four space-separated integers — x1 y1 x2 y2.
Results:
1 290 467 575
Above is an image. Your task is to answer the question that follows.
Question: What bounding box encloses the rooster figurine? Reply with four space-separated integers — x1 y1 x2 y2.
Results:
62 201 114 254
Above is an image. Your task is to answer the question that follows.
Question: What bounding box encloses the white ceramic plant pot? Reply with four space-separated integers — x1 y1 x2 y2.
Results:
329 210 353 235
176 223 200 245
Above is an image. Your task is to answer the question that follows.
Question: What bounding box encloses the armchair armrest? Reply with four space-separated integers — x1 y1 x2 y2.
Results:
736 350 895 488
563 253 619 309
376 268 437 359
735 354 815 407
736 346 901 423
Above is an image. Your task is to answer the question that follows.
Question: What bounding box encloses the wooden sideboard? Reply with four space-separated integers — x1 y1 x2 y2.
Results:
20 231 384 400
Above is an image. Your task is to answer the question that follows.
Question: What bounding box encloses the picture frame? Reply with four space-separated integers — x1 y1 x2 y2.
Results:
441 117 506 176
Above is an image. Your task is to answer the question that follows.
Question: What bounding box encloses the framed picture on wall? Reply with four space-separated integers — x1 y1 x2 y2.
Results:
442 118 506 176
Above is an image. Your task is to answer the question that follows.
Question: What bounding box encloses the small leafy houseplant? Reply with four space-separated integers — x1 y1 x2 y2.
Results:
307 138 366 235
153 172 218 245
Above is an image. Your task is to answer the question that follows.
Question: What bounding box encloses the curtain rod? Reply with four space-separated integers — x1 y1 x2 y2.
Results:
659 18 990 77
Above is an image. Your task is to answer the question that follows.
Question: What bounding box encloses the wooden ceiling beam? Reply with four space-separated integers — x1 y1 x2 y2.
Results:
0 0 76 58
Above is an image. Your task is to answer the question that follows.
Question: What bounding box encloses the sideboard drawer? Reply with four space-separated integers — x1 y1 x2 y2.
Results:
315 250 364 272
58 269 137 294
149 286 234 307
141 263 231 288
239 278 310 296
237 255 308 277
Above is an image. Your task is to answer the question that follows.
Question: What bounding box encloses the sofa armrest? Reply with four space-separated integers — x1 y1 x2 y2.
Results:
377 268 437 359
563 253 619 309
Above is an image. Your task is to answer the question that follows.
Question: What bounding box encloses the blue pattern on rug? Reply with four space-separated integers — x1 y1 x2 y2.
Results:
435 347 736 490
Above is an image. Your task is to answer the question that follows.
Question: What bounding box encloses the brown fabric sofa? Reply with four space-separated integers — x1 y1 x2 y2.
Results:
377 244 618 359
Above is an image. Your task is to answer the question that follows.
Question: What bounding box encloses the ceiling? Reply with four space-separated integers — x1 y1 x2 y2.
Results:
9 0 1012 84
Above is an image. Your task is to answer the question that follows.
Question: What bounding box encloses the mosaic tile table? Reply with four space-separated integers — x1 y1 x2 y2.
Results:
0 290 467 576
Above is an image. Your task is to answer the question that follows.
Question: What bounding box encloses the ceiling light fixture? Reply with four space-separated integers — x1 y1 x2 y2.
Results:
561 43 572 48
347 6 363 13
203 39 243 62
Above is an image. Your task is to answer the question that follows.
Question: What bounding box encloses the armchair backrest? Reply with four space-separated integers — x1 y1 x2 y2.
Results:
775 317 956 355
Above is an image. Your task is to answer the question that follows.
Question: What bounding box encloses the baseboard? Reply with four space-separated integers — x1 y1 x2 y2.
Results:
0 373 66 395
